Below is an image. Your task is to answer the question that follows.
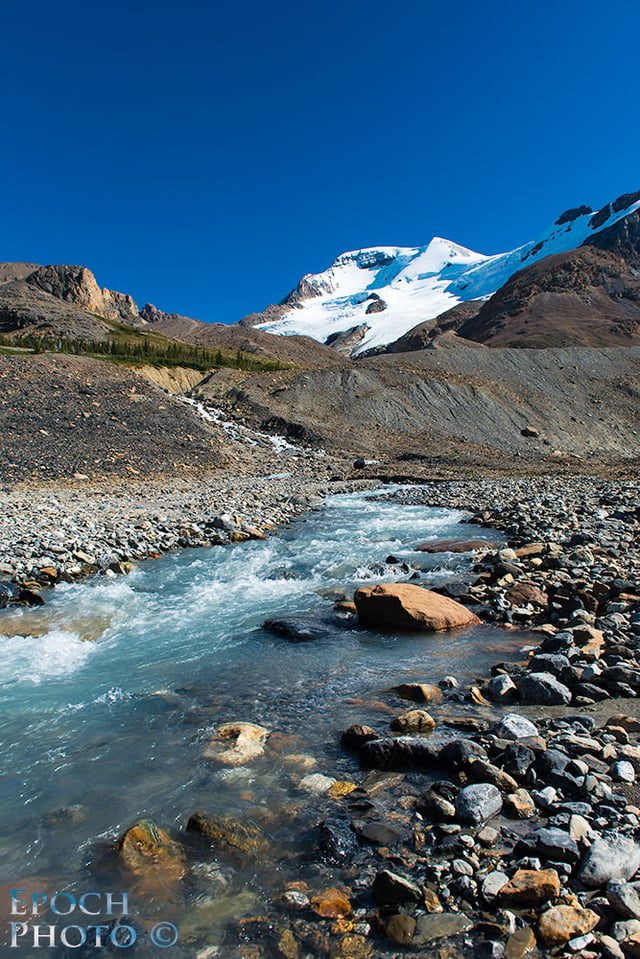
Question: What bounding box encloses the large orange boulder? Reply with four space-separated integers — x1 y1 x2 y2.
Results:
354 584 480 632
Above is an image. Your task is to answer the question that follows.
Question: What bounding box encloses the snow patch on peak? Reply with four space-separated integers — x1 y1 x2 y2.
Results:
257 193 640 354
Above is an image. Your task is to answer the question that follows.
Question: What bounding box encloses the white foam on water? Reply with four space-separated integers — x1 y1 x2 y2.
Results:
0 629 96 686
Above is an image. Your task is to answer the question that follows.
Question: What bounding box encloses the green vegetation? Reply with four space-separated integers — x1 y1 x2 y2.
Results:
0 327 289 373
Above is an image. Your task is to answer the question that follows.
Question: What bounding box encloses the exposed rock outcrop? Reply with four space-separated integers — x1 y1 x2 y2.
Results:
26 264 140 324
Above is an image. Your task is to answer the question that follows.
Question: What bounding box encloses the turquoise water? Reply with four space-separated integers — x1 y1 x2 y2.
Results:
0 487 521 955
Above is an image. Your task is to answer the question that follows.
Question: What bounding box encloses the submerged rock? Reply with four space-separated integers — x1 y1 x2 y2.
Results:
412 913 473 944
119 819 187 882
354 582 480 632
186 813 266 855
390 708 436 734
262 618 329 642
203 722 269 765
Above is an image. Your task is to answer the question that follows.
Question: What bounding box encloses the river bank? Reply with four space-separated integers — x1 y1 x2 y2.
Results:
0 470 368 599
1 474 640 959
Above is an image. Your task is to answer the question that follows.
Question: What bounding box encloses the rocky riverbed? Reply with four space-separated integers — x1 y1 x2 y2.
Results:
0 472 364 603
213 476 640 959
2 475 640 959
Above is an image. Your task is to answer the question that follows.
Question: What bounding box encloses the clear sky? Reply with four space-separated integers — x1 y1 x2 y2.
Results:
2 0 639 323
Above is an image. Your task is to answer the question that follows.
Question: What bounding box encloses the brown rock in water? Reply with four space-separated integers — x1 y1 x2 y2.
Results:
537 904 599 945
498 868 560 906
354 583 480 632
390 709 436 734
310 887 352 918
392 682 442 703
119 820 187 882
186 813 266 855
414 538 491 553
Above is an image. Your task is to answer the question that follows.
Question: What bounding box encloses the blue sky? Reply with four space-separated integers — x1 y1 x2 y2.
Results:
2 0 639 323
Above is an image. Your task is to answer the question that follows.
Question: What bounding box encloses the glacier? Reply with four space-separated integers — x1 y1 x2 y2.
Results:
255 194 640 354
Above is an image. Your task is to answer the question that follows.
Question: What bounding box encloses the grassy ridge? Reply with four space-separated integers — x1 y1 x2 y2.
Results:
0 320 291 373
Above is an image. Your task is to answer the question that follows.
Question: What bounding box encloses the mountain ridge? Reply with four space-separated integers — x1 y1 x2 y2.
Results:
245 190 640 354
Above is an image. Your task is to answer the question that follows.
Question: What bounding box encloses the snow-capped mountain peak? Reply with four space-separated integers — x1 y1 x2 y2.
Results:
254 191 640 354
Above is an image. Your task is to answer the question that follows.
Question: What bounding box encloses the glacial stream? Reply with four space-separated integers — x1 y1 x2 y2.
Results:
0 487 530 956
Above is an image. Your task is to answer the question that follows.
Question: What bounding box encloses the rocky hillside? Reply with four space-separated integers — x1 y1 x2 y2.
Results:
142 304 343 367
455 247 640 348
0 263 338 369
193 346 640 470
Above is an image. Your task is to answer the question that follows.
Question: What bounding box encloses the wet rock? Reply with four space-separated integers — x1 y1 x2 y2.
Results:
498 868 561 906
0 582 17 607
372 869 422 904
494 714 539 740
417 781 457 822
486 674 519 704
412 912 473 944
340 724 377 751
385 913 416 944
18 587 45 606
579 832 640 887
318 819 359 864
309 887 351 918
392 682 442 703
263 618 329 642
186 813 265 855
517 826 580 864
415 538 491 553
359 735 438 771
518 672 572 706
354 583 480 632
352 819 407 846
456 783 503 824
438 738 488 770
537 904 599 946
119 819 187 882
390 708 436 734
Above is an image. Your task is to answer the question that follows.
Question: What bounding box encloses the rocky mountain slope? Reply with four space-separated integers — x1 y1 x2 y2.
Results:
0 263 338 368
193 346 640 469
245 191 640 354
455 246 640 348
